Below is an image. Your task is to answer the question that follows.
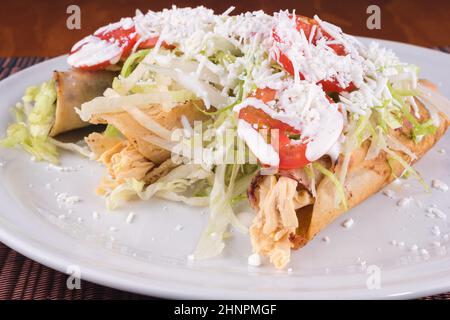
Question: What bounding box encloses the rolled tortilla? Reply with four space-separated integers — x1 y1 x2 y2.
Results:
85 100 209 194
89 101 209 164
248 83 449 269
50 69 116 137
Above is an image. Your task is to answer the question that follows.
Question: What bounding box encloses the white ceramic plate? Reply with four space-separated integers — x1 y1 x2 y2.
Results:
0 38 449 300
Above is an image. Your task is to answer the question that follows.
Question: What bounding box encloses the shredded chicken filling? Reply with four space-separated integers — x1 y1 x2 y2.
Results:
250 175 314 269
86 132 156 195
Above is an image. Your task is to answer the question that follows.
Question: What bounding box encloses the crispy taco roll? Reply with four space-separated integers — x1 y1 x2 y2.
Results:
248 84 449 269
50 69 116 136
88 101 208 164
85 101 209 194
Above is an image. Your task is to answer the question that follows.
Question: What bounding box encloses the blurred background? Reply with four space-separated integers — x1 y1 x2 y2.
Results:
0 0 449 56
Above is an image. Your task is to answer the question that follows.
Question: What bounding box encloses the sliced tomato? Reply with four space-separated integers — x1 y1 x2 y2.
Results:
69 24 139 71
138 37 176 50
95 25 138 55
278 133 310 170
272 14 355 93
319 79 356 93
138 36 159 49
254 87 277 103
69 20 175 71
239 106 297 133
239 105 309 169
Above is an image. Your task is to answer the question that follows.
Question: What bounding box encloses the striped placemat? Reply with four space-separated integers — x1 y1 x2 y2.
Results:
0 53 449 300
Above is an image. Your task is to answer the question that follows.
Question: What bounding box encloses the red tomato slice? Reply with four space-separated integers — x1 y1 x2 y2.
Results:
69 20 175 71
319 79 356 93
239 105 309 169
95 25 138 54
239 106 297 133
278 133 310 170
272 14 355 93
69 24 139 71
138 37 176 50
254 87 277 103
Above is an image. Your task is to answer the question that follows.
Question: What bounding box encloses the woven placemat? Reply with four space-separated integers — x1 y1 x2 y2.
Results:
0 54 449 300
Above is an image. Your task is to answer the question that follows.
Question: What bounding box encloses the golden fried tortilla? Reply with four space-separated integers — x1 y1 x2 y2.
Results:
89 101 209 164
50 69 116 137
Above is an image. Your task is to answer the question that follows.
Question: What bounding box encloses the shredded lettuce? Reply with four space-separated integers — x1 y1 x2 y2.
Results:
304 163 317 198
384 148 430 192
121 49 151 78
104 124 122 138
1 80 59 163
105 164 212 209
28 80 57 137
313 162 348 210
388 81 437 142
193 163 250 260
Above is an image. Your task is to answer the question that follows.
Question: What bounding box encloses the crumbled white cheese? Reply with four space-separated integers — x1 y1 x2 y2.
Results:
342 218 354 229
58 214 66 220
390 240 397 246
187 254 195 261
56 193 81 207
431 179 449 192
426 206 447 220
248 253 262 267
126 212 136 224
109 226 118 232
431 225 441 236
65 196 81 205
410 244 418 252
45 183 52 190
174 224 184 231
396 197 412 207
77 217 83 223
92 211 99 219
420 249 429 256
432 241 441 247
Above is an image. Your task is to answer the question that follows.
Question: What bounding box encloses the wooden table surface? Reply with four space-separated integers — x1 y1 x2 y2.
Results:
0 0 450 56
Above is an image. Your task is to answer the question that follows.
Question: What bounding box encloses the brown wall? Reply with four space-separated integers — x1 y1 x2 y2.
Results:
1 0 449 56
